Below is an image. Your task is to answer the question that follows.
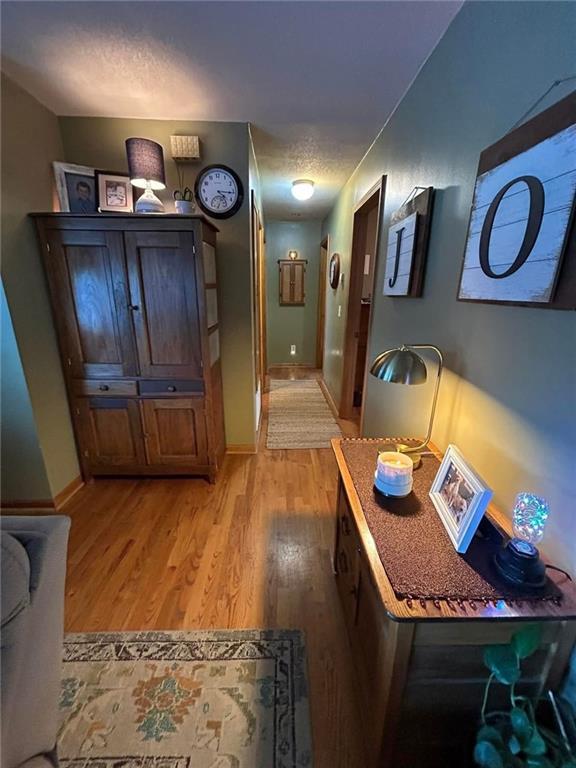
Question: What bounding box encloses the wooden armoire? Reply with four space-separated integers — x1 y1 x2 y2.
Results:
32 214 225 482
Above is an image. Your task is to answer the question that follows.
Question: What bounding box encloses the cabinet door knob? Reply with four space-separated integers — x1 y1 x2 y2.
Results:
98 384 110 391
167 385 176 392
128 304 140 311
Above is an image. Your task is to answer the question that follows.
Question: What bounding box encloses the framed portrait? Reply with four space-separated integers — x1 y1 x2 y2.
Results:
95 171 133 213
53 162 96 213
429 444 493 554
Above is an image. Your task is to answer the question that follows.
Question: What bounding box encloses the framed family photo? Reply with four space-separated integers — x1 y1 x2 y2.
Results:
53 162 96 213
95 171 133 213
429 444 492 554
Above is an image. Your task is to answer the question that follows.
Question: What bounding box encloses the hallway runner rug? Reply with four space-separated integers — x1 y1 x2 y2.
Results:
58 629 312 768
266 379 342 449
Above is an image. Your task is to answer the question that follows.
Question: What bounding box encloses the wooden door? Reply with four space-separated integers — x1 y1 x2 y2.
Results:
124 231 202 379
75 397 146 469
142 398 208 466
44 229 137 378
340 176 386 423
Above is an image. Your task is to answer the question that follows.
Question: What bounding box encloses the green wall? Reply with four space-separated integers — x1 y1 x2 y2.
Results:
1 73 80 498
1 282 51 501
322 1 576 573
58 116 256 448
266 220 322 366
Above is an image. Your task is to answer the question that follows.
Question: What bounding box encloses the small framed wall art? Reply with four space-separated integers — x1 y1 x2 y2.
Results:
53 162 96 213
429 444 493 554
458 92 576 309
383 186 434 297
95 171 133 213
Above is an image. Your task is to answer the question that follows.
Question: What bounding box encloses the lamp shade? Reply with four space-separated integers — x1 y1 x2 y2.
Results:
369 347 427 385
125 138 166 190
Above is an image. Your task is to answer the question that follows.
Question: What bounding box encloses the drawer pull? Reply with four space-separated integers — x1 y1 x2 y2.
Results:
341 515 351 536
339 551 348 574
98 384 110 392
167 385 177 392
128 304 140 312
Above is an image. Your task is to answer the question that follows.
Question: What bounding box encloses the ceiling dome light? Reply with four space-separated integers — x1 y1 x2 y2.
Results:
291 180 314 201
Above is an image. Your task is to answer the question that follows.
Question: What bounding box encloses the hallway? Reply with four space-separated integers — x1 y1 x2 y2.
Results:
62 368 364 767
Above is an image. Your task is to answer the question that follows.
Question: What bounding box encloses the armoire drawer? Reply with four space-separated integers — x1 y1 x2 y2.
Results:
73 379 137 397
138 379 204 396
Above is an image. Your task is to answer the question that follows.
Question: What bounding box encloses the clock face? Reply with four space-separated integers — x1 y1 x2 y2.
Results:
194 164 244 219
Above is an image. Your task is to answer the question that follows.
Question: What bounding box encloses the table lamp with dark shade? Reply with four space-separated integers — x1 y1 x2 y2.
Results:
369 344 443 467
125 138 166 214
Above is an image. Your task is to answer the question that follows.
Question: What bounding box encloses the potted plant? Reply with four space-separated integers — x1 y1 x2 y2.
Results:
474 624 576 768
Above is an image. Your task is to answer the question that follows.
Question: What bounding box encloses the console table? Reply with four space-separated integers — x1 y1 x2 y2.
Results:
332 438 576 767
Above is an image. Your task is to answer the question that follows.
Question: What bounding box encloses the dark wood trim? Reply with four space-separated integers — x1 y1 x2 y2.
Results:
54 475 84 509
339 176 386 423
1 499 55 510
316 237 328 369
318 376 339 419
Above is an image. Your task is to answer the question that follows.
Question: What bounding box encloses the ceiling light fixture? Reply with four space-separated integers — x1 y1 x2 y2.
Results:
291 179 314 201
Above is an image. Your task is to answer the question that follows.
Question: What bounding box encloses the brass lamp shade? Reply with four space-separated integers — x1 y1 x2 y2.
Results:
370 347 428 385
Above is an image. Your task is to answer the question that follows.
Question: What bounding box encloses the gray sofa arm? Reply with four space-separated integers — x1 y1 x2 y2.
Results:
1 515 71 768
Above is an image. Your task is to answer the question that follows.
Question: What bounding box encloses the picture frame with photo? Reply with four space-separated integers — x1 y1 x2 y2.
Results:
53 162 97 213
95 171 133 213
429 444 493 554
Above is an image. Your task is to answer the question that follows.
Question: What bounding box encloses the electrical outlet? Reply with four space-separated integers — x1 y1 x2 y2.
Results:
337 305 342 318
290 345 296 355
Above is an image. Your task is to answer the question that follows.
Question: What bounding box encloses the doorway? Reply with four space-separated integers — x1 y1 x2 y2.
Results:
339 176 386 426
316 237 328 369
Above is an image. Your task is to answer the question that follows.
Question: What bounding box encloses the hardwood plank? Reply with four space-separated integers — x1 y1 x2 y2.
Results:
60 367 366 768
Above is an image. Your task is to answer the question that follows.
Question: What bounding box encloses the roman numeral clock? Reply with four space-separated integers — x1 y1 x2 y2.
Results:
194 164 244 219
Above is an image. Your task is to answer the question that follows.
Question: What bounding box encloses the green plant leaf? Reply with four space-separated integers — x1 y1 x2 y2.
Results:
474 740 504 768
511 707 533 743
526 758 553 768
478 726 505 746
483 644 521 684
512 625 542 659
524 727 547 756
509 734 522 755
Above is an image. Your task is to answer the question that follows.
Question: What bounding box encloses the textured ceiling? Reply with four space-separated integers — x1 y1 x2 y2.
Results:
1 1 462 219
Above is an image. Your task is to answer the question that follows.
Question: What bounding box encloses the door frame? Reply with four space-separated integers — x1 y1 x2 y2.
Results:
339 176 387 428
316 236 328 369
251 191 267 420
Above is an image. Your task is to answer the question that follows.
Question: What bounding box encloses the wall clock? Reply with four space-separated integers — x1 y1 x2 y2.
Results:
194 164 244 219
329 253 341 289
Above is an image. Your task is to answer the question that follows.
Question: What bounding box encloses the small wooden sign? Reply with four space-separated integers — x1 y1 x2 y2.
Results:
383 186 434 298
458 92 576 309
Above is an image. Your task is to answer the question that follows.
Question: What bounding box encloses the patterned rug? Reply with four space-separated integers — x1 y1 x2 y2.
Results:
266 380 342 449
59 629 312 768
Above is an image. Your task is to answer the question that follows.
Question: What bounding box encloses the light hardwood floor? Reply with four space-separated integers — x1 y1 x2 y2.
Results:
62 367 366 767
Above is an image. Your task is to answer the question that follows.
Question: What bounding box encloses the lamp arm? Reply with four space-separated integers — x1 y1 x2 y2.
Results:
406 345 443 453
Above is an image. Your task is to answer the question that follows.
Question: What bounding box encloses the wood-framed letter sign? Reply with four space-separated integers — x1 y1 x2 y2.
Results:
458 92 576 309
383 186 434 297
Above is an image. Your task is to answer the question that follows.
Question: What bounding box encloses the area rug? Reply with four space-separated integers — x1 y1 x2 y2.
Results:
59 629 312 768
266 380 342 449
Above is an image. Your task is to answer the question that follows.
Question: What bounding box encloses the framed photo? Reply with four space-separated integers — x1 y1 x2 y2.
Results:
95 171 133 213
53 162 96 213
429 444 493 554
383 186 434 297
457 92 576 309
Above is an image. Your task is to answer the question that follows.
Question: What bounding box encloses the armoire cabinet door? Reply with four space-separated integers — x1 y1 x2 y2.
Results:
45 229 137 378
124 231 203 379
75 397 146 468
142 398 208 466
